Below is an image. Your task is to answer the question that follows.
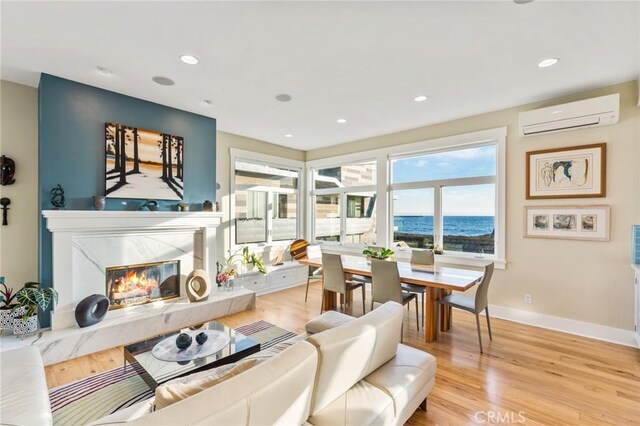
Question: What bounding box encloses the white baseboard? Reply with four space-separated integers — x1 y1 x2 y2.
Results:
486 304 639 348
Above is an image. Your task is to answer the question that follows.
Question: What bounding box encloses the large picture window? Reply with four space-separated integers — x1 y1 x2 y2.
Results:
391 144 497 254
233 157 301 246
311 161 377 244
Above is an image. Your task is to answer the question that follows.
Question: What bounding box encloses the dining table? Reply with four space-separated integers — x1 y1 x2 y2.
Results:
299 255 485 343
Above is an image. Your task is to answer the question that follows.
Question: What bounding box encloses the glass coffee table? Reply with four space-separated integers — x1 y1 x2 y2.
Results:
124 321 260 390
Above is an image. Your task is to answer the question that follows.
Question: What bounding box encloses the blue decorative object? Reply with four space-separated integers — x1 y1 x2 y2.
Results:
75 294 109 328
196 332 208 345
176 333 193 350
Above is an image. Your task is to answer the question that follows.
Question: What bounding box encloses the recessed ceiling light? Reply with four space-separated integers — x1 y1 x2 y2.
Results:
513 0 534 4
537 58 559 68
179 54 199 65
97 66 112 76
336 118 347 124
284 134 293 138
276 94 292 102
152 76 175 86
414 95 428 102
203 99 213 105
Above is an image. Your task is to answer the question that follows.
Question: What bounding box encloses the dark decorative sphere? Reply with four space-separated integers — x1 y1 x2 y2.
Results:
195 332 208 345
75 294 109 328
176 333 192 350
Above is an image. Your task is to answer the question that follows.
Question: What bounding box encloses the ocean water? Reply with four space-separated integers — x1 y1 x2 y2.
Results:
394 216 495 237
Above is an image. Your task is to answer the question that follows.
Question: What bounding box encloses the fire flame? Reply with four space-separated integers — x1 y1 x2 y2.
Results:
111 270 159 300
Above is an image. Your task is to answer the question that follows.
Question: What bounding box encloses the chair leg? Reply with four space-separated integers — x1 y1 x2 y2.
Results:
475 314 483 354
435 303 439 339
421 292 425 327
304 277 311 302
361 285 366 315
371 299 374 312
485 307 493 340
415 297 419 331
320 290 325 315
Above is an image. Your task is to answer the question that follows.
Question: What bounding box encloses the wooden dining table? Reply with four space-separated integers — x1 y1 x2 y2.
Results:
299 255 484 343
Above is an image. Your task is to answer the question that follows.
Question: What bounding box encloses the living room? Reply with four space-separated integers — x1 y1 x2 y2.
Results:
0 1 639 425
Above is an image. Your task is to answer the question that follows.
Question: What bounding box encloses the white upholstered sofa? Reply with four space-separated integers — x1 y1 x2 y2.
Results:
0 302 437 425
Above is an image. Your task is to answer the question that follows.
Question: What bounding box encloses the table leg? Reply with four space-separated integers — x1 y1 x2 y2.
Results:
424 288 438 343
440 289 452 331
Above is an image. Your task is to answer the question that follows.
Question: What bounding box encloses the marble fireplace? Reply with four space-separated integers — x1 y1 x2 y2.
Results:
42 210 223 330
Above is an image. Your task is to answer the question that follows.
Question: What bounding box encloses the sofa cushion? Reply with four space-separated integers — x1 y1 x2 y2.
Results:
364 343 437 418
104 340 318 425
305 310 354 334
307 380 395 426
0 346 53 426
155 359 257 409
306 301 403 414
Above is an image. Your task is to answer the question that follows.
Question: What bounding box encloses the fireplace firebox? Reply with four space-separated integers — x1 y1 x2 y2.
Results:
106 260 180 309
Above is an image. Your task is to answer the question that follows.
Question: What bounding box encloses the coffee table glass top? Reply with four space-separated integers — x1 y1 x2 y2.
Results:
124 321 260 388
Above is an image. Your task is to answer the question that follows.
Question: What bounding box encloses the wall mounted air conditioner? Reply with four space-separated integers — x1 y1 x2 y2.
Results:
519 93 619 137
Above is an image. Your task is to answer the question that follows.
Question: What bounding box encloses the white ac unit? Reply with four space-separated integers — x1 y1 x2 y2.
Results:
519 93 619 137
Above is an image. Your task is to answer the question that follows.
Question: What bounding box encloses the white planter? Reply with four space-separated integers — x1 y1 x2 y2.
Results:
0 309 14 333
12 309 38 335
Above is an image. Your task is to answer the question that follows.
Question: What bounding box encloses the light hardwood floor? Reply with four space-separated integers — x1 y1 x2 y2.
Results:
45 281 640 425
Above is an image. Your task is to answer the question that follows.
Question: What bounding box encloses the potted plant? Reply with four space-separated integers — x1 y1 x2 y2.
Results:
0 276 18 334
362 247 395 261
11 282 58 336
241 246 267 274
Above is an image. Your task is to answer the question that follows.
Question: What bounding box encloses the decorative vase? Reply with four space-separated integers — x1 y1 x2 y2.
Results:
0 309 14 334
222 277 235 291
92 195 106 211
185 269 211 302
203 200 213 212
75 294 110 327
12 310 38 336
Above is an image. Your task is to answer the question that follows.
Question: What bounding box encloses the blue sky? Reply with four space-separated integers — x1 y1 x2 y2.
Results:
392 146 496 216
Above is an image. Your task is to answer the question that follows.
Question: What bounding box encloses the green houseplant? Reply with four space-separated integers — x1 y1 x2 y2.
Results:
0 276 18 334
12 282 58 336
362 247 395 260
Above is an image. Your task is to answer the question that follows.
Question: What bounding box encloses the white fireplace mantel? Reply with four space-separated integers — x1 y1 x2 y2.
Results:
42 210 223 330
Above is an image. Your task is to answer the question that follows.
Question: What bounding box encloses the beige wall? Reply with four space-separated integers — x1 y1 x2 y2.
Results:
0 81 39 291
307 80 640 330
216 131 305 260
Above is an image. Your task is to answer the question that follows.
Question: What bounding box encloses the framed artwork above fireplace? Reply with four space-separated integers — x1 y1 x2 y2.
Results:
105 122 184 200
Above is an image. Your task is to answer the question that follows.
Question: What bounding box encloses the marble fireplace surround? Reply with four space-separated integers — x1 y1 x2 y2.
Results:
43 210 225 330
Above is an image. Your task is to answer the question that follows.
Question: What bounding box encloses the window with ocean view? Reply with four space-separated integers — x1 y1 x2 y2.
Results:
391 144 497 255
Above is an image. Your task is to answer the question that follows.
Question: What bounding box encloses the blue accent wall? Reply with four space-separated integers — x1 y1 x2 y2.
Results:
633 225 640 264
38 74 216 327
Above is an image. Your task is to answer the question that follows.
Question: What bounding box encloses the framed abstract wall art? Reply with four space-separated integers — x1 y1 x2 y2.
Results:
526 143 606 199
105 123 184 200
524 205 610 241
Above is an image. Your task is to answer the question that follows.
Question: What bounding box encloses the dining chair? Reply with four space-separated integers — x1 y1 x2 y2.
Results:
288 239 322 302
437 262 495 353
351 245 383 285
401 249 434 327
320 253 366 315
370 259 419 331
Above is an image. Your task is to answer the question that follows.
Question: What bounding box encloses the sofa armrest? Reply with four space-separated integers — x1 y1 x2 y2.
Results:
305 311 354 334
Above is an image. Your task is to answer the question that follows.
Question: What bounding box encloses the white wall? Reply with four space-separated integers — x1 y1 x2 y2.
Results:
0 81 39 291
307 80 640 331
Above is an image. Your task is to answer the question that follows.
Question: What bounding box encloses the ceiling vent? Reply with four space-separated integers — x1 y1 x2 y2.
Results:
519 93 619 137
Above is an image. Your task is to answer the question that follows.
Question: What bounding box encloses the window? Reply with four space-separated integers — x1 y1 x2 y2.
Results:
311 161 377 244
391 144 497 255
233 156 301 246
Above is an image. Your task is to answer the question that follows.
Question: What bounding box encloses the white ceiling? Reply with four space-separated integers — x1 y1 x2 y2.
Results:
1 1 638 151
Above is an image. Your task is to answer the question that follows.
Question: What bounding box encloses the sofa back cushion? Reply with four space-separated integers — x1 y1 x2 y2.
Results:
129 340 318 426
306 301 403 414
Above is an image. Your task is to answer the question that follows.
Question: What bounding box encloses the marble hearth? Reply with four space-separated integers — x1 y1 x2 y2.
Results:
42 210 224 330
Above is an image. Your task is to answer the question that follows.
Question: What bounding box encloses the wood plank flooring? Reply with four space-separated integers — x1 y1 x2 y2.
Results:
45 281 640 425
